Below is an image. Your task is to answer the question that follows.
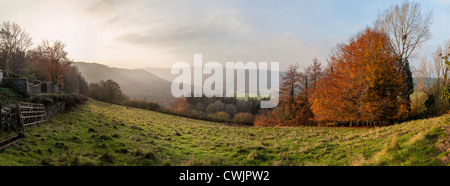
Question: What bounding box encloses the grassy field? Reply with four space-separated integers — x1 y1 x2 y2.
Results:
0 99 448 166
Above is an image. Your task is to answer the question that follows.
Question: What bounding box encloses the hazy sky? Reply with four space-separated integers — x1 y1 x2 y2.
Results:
0 0 449 70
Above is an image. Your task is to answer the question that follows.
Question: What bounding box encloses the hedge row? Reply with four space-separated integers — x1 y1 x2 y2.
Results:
30 93 88 108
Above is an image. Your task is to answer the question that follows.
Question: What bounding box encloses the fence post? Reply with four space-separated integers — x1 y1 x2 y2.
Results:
18 103 25 133
0 104 2 132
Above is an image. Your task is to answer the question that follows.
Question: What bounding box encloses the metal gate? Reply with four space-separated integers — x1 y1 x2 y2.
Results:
0 103 47 149
18 102 48 129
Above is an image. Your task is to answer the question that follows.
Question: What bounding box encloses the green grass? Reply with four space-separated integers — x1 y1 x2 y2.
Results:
0 87 26 106
0 99 448 166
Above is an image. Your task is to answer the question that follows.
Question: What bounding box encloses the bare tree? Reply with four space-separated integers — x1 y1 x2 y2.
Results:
0 21 33 77
375 1 432 107
375 1 432 61
433 46 444 88
415 56 433 94
433 41 450 88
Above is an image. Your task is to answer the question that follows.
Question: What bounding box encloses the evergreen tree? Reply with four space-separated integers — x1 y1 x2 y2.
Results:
402 59 415 110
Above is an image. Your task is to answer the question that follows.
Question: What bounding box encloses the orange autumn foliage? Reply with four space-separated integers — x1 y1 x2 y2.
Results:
171 97 190 114
311 28 408 125
30 40 72 89
253 109 280 127
254 64 314 127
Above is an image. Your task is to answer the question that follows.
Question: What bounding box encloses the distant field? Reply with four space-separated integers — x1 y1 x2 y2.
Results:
0 99 448 166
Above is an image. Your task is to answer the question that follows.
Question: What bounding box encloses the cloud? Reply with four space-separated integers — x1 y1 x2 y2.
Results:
83 0 323 70
114 21 231 47
84 0 115 16
111 1 251 47
0 0 332 69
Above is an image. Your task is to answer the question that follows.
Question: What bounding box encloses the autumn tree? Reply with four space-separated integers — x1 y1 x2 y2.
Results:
304 58 323 103
255 63 314 126
254 108 281 127
30 40 72 88
304 58 323 92
375 1 433 108
171 97 190 114
0 21 32 77
279 63 302 120
311 28 407 126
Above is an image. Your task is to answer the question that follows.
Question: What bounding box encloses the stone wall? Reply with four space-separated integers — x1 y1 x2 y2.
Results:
0 101 66 134
0 105 21 133
45 101 65 118
1 78 59 95
29 83 42 95
53 84 59 93
2 78 29 95
41 82 52 93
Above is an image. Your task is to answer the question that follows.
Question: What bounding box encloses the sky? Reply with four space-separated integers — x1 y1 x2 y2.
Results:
0 0 449 71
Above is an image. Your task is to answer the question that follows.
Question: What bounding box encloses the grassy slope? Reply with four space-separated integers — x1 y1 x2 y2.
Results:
0 99 448 166
0 87 26 106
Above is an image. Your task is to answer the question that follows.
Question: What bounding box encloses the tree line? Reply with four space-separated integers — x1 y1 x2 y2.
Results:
0 21 89 95
413 40 450 118
168 96 262 125
255 1 449 127
0 21 141 109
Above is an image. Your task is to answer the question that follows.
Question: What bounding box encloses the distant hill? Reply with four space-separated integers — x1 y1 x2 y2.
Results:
143 67 178 82
74 62 283 107
74 62 174 106
144 66 283 96
144 66 285 82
